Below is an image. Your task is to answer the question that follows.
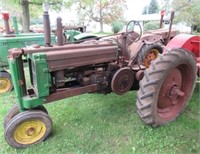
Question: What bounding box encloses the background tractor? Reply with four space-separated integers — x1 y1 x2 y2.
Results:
0 11 86 94
3 10 199 148
0 11 56 94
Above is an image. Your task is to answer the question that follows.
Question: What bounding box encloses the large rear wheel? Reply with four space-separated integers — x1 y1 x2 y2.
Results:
136 48 197 127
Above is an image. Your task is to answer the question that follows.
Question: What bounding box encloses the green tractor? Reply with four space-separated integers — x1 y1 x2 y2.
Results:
3 11 199 148
0 11 83 94
0 11 56 94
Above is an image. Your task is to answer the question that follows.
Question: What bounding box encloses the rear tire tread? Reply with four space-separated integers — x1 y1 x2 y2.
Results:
136 48 197 127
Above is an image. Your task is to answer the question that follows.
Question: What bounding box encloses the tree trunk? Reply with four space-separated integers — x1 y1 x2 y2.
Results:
99 0 103 32
21 0 30 32
100 19 103 32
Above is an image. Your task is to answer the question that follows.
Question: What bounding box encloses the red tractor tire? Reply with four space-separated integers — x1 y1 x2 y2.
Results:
136 48 197 127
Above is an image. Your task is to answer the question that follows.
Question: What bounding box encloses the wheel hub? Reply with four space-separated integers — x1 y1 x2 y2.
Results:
157 68 183 115
14 120 46 144
26 127 35 136
170 86 185 97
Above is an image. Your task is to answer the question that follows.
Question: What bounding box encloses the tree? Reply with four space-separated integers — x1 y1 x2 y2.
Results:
161 0 170 13
75 0 127 32
3 0 63 32
142 5 149 15
148 0 159 14
142 0 159 15
172 0 200 33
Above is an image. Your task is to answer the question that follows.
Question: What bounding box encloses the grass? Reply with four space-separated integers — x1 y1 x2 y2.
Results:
0 83 199 153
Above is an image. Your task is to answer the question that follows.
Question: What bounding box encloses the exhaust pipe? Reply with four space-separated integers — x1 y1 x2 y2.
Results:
56 17 63 46
159 10 165 29
1 11 11 35
166 11 175 44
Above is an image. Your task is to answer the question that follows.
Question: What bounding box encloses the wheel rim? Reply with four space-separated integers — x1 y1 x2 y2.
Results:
157 65 191 119
144 49 159 68
14 119 47 144
0 77 12 93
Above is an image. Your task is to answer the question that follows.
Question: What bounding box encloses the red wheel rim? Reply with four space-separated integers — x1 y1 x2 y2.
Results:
157 64 192 119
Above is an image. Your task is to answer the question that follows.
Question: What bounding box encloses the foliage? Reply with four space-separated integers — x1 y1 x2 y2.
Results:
160 0 171 17
2 0 66 32
74 0 127 32
143 21 160 31
0 0 21 18
142 5 149 15
148 0 159 14
111 21 124 33
172 0 200 33
30 18 43 25
142 0 159 15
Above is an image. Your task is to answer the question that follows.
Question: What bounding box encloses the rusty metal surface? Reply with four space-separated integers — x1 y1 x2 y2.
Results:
127 28 179 62
45 46 118 71
4 19 11 34
45 83 107 103
157 67 185 118
166 11 175 44
56 17 63 46
135 70 144 81
143 28 179 41
8 48 23 59
43 11 51 47
111 67 134 95
22 42 115 54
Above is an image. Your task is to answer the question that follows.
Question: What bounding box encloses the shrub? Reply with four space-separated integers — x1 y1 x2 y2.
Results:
111 21 124 33
143 21 160 31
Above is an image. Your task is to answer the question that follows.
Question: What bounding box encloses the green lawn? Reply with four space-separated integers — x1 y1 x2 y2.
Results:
0 84 199 154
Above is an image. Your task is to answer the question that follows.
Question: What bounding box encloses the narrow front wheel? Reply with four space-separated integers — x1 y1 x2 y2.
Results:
4 110 52 148
3 104 48 128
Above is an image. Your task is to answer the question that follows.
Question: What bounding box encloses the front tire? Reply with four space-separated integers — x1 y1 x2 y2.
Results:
4 110 52 148
136 48 197 127
4 104 48 128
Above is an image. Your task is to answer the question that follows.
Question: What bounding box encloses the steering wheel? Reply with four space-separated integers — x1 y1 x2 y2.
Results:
126 20 142 42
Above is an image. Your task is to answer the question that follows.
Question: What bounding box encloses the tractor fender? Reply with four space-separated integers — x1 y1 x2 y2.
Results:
128 33 163 60
165 34 200 58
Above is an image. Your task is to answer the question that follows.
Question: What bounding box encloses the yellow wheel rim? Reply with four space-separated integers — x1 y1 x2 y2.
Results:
144 49 159 68
14 119 47 144
0 77 12 93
